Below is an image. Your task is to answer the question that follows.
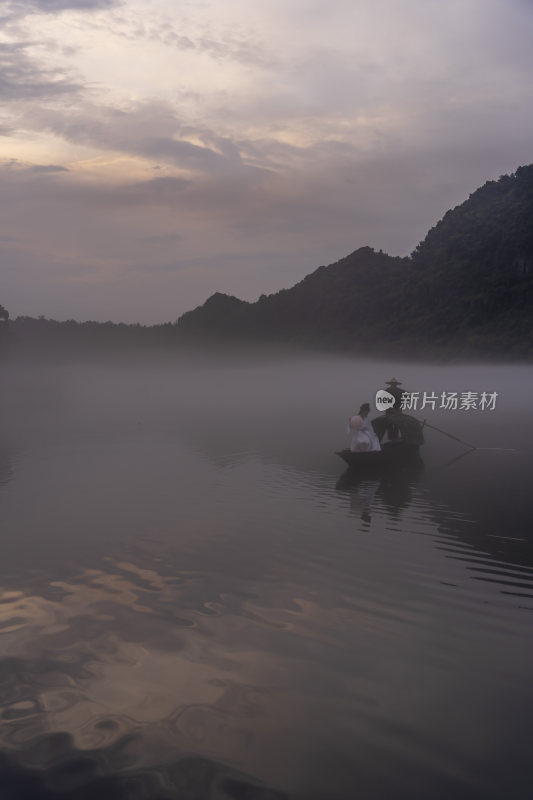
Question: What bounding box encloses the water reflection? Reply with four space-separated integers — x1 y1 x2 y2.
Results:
0 562 292 798
0 742 286 799
1 360 533 799
427 500 533 602
0 440 13 489
336 457 424 525
335 455 533 604
3 532 532 800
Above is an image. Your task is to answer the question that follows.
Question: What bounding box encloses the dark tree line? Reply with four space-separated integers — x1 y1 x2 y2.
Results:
2 163 533 359
177 164 533 357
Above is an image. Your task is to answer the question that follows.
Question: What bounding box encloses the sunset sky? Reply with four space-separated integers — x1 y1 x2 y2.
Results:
1 0 532 323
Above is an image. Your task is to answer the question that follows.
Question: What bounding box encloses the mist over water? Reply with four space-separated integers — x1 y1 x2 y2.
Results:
1 355 533 799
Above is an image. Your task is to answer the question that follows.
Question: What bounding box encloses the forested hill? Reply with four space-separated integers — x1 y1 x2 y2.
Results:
404 164 533 348
2 164 533 358
177 248 409 348
177 164 533 355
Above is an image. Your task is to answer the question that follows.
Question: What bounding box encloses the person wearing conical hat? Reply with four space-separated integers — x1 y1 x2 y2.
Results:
384 377 404 411
372 378 424 447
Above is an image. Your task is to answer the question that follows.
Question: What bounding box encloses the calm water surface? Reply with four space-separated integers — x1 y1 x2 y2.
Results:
1 357 532 799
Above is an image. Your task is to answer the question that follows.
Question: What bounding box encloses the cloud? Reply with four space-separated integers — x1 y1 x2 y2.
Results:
0 41 80 100
1 0 532 324
0 157 69 174
27 163 69 173
136 232 182 244
93 3 279 70
24 101 270 177
117 176 192 204
30 0 119 9
1 0 120 25
118 23 273 70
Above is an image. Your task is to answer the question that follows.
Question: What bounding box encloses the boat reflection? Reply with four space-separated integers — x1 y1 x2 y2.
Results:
336 457 425 524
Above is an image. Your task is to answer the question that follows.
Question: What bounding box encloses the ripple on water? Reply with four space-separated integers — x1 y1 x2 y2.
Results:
1 445 533 798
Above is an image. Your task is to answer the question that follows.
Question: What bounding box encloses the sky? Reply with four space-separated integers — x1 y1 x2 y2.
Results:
1 0 532 324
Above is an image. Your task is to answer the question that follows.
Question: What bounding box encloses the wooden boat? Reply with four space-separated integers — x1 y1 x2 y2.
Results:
336 441 423 472
339 406 425 472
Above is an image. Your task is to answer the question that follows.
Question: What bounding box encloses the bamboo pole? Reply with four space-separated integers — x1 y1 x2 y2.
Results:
419 420 516 452
418 420 476 450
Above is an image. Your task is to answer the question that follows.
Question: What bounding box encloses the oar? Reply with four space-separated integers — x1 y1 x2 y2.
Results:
474 447 517 451
419 420 517 452
442 448 478 468
418 420 477 450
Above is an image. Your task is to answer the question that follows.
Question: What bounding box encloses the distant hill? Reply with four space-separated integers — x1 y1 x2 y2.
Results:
177 248 408 348
3 164 533 359
177 164 533 356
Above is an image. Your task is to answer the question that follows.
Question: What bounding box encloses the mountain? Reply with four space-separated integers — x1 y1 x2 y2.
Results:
178 248 408 348
3 164 533 359
177 164 533 356
405 163 533 349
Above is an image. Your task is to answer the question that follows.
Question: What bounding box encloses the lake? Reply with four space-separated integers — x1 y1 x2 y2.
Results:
1 356 532 799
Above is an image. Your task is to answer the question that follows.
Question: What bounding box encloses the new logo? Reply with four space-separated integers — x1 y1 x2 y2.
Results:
375 389 395 412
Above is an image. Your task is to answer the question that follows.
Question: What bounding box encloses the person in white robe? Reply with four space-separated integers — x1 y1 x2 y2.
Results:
347 403 381 452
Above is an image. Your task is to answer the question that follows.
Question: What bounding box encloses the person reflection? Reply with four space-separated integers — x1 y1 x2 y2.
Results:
351 479 380 524
336 472 380 524
336 458 423 526
0 441 12 489
378 471 417 518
